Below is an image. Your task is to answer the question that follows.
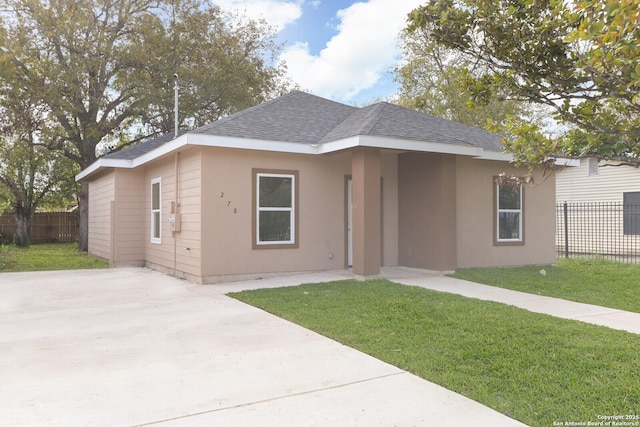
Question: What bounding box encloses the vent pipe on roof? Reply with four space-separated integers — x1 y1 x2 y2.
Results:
173 73 179 139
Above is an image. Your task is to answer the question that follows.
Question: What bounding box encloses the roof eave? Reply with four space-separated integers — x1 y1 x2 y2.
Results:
318 135 508 159
75 158 134 181
76 133 513 182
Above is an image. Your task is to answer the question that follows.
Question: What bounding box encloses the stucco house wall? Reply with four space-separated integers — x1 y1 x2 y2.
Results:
80 91 557 283
88 171 115 262
142 147 203 281
455 157 556 268
112 168 145 265
197 147 400 282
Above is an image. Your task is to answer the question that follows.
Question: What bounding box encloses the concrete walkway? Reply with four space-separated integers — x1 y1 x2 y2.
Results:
0 268 526 427
2 267 636 426
385 269 640 335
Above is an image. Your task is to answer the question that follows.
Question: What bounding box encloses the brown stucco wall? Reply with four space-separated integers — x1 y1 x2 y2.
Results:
398 153 458 271
455 157 556 268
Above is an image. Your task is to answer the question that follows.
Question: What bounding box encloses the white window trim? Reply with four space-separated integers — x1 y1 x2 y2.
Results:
151 177 162 244
496 184 523 243
256 172 295 246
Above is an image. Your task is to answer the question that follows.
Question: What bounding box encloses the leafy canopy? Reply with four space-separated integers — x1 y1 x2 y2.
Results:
394 18 544 133
0 0 293 249
407 0 640 167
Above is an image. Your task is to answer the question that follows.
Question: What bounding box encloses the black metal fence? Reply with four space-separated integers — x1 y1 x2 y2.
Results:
556 202 640 263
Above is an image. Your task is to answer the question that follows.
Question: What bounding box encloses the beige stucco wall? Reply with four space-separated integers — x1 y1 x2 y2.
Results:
398 153 458 271
87 144 556 281
143 147 203 280
455 157 556 268
111 169 145 266
381 151 399 266
199 147 399 282
88 171 115 262
397 153 555 270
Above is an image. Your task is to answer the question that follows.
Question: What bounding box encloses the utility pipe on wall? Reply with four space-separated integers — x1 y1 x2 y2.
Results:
173 73 179 138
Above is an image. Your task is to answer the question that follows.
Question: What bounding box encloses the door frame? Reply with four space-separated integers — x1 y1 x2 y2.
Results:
344 175 384 268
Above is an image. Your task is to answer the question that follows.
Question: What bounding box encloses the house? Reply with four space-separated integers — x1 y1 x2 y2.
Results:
556 157 640 258
76 91 556 283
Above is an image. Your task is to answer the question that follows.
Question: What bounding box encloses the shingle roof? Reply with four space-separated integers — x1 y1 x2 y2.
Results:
107 91 503 161
104 130 188 160
192 91 357 143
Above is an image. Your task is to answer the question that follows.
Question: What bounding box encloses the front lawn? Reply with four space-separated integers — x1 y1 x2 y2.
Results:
451 258 640 314
230 279 640 427
0 243 108 272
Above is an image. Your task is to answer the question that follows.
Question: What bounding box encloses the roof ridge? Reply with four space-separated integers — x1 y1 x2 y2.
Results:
358 103 388 135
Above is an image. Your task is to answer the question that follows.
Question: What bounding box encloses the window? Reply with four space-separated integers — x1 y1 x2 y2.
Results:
587 157 599 176
253 169 298 248
623 192 640 235
495 182 524 244
151 177 161 244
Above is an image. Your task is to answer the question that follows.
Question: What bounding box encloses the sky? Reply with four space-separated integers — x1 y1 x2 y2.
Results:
210 0 425 105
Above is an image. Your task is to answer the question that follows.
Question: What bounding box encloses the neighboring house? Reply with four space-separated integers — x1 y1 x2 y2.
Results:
556 157 640 257
77 91 556 284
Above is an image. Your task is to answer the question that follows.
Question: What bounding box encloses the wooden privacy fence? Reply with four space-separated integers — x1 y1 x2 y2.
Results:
0 212 78 244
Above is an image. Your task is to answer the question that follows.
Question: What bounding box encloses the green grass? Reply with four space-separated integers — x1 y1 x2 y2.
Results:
451 258 640 314
0 243 108 272
230 280 640 427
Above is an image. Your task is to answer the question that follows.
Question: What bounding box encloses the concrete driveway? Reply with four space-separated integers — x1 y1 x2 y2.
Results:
0 268 526 426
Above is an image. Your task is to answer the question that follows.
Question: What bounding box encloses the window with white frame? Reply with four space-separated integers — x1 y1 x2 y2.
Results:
495 183 524 244
253 170 298 248
151 177 161 244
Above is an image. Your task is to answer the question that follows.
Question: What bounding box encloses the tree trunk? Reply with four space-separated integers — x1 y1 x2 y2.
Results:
14 209 32 247
77 181 89 252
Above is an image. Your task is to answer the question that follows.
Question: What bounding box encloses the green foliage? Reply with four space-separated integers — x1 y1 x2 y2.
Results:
451 258 640 313
394 14 540 130
0 243 108 272
0 0 294 249
231 280 640 427
407 0 640 168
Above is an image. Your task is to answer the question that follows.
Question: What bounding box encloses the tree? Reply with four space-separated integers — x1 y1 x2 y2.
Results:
407 0 640 168
0 0 292 250
0 96 76 246
394 22 540 130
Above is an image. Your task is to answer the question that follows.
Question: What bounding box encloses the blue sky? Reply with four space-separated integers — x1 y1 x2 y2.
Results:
210 0 425 105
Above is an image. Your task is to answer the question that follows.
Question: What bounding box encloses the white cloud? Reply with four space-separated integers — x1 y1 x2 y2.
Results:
280 0 423 102
211 0 303 31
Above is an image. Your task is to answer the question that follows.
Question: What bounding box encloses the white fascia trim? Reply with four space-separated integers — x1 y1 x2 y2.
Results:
474 151 514 162
187 133 318 155
132 134 189 167
76 131 514 181
76 158 134 181
319 135 485 157
75 134 190 181
555 158 580 166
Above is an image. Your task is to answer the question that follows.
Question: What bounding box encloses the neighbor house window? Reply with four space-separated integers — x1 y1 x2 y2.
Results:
495 182 524 244
623 192 640 235
252 169 298 249
151 177 161 244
